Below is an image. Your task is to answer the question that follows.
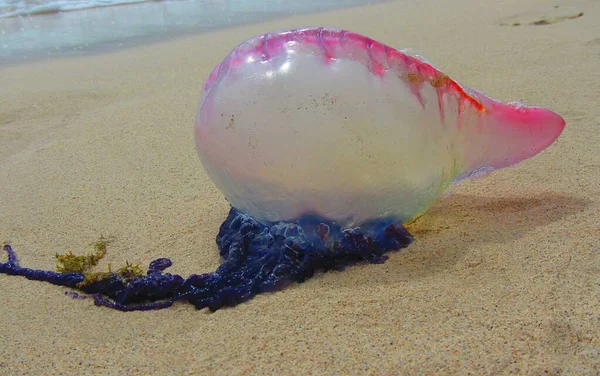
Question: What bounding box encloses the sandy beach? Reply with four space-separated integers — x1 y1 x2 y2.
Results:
1 0 599 374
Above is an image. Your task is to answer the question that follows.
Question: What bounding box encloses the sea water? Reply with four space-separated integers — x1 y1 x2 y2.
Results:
0 0 390 63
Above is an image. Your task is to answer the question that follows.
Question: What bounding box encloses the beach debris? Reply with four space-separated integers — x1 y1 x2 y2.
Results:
1 27 565 311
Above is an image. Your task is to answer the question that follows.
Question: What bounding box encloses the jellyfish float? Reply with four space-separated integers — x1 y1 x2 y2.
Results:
0 28 565 311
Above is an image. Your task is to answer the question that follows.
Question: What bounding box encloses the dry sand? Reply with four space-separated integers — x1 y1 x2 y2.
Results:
1 0 599 374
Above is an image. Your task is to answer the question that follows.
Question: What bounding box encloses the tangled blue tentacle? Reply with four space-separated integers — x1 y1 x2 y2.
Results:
1 207 413 311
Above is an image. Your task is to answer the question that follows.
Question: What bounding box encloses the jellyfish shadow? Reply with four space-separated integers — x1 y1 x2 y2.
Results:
418 191 589 245
340 191 590 286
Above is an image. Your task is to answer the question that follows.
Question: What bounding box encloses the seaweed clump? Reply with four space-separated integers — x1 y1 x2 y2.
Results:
1 207 413 312
55 239 107 274
54 239 145 289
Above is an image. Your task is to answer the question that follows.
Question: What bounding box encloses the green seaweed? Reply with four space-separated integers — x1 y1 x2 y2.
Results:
55 239 107 274
54 238 144 288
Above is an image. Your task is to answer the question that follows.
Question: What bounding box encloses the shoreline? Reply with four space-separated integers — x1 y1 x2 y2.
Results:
0 0 391 67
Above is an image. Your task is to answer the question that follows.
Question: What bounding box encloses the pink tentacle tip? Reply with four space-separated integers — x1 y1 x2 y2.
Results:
503 102 565 144
487 101 566 168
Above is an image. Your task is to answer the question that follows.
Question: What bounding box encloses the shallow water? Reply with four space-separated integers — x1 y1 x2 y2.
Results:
0 0 390 63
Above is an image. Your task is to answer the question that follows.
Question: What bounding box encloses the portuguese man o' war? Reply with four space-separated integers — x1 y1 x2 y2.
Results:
1 27 565 311
196 27 565 226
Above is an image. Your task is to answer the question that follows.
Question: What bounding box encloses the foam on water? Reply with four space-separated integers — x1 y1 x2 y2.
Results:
0 0 151 18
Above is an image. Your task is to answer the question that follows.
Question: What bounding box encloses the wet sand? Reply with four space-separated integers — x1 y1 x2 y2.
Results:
1 0 599 374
